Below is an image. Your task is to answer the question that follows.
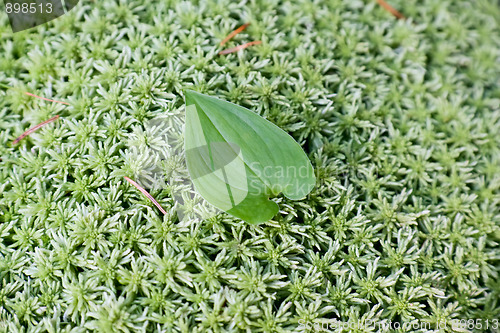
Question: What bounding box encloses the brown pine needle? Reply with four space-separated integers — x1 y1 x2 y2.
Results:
220 22 250 46
124 176 168 215
12 115 60 145
219 41 262 55
24 92 70 105
376 0 405 19
1 84 69 105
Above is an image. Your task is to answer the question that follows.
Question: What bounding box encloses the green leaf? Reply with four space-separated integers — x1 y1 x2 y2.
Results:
184 90 315 224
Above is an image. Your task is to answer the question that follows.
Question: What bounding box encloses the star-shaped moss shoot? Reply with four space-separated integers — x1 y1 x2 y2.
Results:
184 90 316 224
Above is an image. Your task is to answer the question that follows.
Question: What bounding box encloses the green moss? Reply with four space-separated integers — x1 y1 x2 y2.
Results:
0 0 499 331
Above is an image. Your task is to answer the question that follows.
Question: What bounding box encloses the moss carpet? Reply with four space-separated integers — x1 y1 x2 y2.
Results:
0 0 499 331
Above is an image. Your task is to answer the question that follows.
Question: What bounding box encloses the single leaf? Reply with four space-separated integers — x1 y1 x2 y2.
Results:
184 90 315 224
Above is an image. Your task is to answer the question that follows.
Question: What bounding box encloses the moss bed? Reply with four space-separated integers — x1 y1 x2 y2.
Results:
0 0 499 331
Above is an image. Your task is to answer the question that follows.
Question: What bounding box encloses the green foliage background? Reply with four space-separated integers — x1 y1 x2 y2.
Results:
0 0 499 331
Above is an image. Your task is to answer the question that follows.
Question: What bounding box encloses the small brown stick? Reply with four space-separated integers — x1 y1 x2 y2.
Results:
124 176 167 215
12 115 60 145
219 41 262 55
0 84 70 105
24 92 70 105
220 23 250 46
376 0 405 19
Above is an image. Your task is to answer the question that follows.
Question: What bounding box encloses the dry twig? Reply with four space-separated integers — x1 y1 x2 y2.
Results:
124 176 168 215
12 115 60 145
376 0 405 19
219 41 262 55
220 23 250 46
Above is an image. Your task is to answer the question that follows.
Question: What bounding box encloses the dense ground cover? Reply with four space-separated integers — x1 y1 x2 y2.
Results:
0 0 499 331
